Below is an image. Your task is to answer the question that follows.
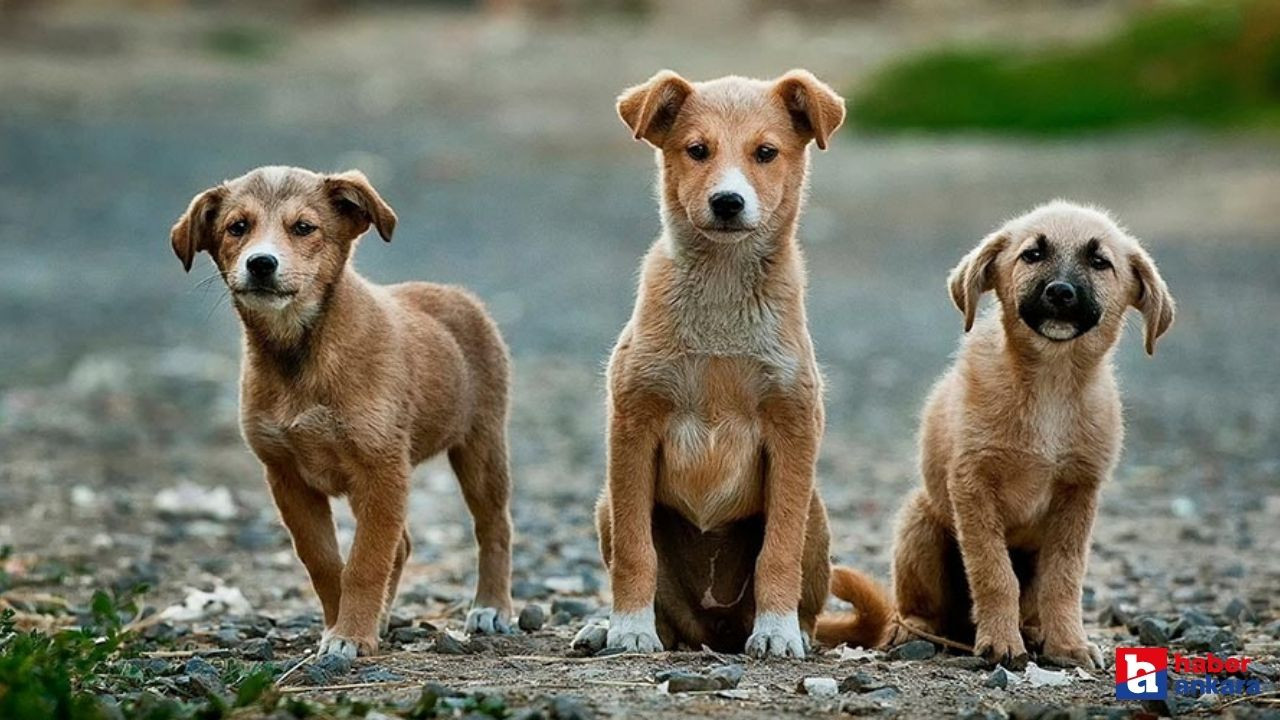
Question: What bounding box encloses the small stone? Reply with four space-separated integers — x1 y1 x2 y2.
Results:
569 623 607 655
433 631 468 655
550 599 592 619
309 652 352 682
215 627 242 647
886 640 936 661
985 666 1014 689
797 677 839 697
1250 662 1278 680
518 604 546 632
1096 603 1132 628
839 671 888 693
707 664 744 689
1223 597 1258 624
1137 617 1170 645
1007 703 1052 720
358 666 403 683
662 671 719 693
240 638 273 661
549 695 592 720
862 687 899 703
386 613 413 631
184 657 226 697
1181 626 1238 652
390 626 432 644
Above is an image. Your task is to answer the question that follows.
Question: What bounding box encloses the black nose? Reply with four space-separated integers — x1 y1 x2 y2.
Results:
1043 281 1078 308
709 192 745 220
246 254 278 280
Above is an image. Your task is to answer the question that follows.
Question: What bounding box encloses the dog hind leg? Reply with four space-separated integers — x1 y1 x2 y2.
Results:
449 426 515 634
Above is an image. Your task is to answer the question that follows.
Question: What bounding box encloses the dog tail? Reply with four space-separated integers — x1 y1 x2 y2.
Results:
815 565 893 649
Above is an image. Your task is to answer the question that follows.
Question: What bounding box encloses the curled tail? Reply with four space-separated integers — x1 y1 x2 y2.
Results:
815 565 893 649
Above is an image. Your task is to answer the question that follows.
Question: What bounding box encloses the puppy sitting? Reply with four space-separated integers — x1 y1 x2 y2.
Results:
591 70 892 658
889 201 1174 668
170 166 514 657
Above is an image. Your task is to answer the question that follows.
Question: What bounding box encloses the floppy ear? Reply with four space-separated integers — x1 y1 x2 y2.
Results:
774 69 846 150
617 70 694 147
170 186 226 273
1129 246 1175 355
325 170 397 242
948 231 1008 332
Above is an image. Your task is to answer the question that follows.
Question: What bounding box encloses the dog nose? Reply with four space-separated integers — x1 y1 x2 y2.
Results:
246 254 278 280
709 192 745 220
1043 281 1078 308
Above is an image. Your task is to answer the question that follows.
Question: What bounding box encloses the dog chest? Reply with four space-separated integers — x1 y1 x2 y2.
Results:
244 404 352 495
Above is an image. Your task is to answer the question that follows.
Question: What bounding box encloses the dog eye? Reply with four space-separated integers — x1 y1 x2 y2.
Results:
755 145 778 164
291 220 317 236
1020 247 1044 263
686 143 710 161
227 220 249 237
1089 255 1113 271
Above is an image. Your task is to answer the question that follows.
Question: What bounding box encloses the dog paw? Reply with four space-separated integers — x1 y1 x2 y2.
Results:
605 608 663 653
1043 637 1104 670
465 606 512 635
974 624 1028 669
745 612 806 659
318 629 376 659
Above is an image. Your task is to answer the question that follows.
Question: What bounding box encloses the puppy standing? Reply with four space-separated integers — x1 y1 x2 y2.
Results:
170 167 514 657
886 201 1174 668
593 70 888 657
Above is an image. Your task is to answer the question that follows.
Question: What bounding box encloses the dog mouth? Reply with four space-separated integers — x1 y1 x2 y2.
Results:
694 223 758 242
1019 307 1101 342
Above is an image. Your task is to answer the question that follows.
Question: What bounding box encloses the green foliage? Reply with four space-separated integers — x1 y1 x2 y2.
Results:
851 0 1280 134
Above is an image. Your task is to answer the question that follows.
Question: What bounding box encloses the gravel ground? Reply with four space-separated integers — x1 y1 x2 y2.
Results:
1 5 1279 718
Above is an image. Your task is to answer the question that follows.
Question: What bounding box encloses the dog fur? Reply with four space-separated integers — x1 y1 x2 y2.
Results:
879 201 1175 669
170 166 514 657
592 69 887 658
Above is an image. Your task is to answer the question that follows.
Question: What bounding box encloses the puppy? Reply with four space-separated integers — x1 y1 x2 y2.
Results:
593 69 887 658
887 201 1174 668
170 166 514 657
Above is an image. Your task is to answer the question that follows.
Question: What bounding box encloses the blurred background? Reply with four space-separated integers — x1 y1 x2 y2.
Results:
1 0 1278 647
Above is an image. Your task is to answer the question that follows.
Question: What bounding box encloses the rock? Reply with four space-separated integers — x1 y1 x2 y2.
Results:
1096 603 1133 628
1250 662 1278 680
390 626 432 644
386 613 413 631
1181 626 1238 652
303 652 352 686
1137 616 1171 645
1007 703 1052 720
1142 696 1185 718
985 666 1014 689
549 696 592 720
797 677 839 697
661 671 720 693
839 671 890 693
518 604 546 632
240 638 273 661
215 627 242 647
434 631 468 655
512 579 550 600
358 666 404 683
862 687 899 703
569 623 607 655
886 640 936 661
708 664 745 689
1223 597 1258 624
184 657 226 697
550 599 592 619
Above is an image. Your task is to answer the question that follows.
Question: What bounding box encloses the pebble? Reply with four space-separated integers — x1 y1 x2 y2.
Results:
1137 616 1170 645
303 653 352 686
215 627 242 647
985 666 1014 689
839 671 890 693
1180 626 1238 652
569 623 607 655
661 671 721 693
433 630 468 655
519 604 546 632
358 666 404 683
183 657 226 697
862 687 899 703
551 598 592 619
386 613 413 630
240 638 273 661
1224 597 1258 624
887 639 936 661
797 677 839 697
708 664 745 689
390 626 433 644
549 696 592 720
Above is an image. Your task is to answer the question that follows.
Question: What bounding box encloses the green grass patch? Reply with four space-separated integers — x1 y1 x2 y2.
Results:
850 0 1280 134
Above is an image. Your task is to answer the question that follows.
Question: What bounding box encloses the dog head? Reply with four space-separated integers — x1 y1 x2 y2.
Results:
949 201 1175 355
170 166 396 318
617 69 844 244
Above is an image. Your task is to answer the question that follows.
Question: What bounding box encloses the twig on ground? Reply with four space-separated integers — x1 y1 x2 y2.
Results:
893 618 976 654
274 649 314 686
279 680 418 694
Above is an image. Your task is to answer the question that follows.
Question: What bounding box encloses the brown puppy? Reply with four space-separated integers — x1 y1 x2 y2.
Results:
170 166 514 657
592 69 883 657
885 201 1174 668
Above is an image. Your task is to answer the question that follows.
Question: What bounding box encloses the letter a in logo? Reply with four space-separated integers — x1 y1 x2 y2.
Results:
1115 647 1168 700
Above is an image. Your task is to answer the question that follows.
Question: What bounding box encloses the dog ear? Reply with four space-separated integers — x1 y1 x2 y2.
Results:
170 186 226 273
1129 246 1175 355
617 70 694 147
948 231 1008 332
774 69 846 150
326 170 397 242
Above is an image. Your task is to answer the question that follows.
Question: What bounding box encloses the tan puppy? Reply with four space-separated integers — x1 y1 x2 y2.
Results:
886 201 1174 668
170 166 514 657
592 69 889 657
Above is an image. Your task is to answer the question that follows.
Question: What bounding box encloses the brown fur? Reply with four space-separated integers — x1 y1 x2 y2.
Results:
595 70 869 657
888 201 1174 669
170 166 514 657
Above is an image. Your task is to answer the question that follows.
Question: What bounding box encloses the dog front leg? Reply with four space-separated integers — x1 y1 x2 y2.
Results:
747 398 819 658
1037 478 1103 669
604 409 663 653
266 465 344 629
950 468 1028 666
321 465 409 658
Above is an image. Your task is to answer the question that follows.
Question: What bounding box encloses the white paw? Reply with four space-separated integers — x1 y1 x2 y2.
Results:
465 606 511 635
318 630 361 659
745 611 806 658
606 607 663 653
